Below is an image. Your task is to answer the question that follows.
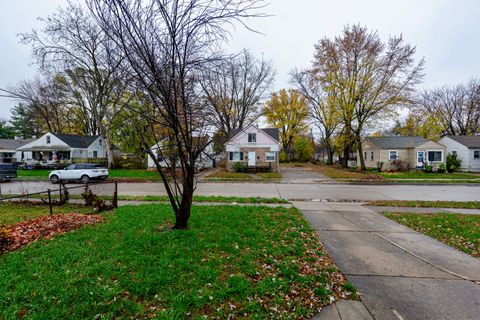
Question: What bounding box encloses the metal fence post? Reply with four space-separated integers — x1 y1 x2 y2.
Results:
47 189 53 216
59 183 62 203
113 181 118 208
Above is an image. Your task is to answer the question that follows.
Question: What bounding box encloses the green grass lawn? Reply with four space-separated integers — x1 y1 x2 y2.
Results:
0 202 95 226
0 204 355 319
17 169 163 181
115 195 289 204
383 212 480 258
368 200 480 209
377 171 480 180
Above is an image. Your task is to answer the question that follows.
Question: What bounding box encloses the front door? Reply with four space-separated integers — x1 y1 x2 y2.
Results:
416 151 425 167
248 151 256 167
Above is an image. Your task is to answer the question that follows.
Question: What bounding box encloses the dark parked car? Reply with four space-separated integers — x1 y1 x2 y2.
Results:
0 163 17 181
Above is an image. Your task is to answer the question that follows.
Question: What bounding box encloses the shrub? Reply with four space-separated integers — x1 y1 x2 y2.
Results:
376 161 384 172
446 152 462 173
437 163 446 173
232 162 246 173
424 163 433 173
294 137 314 162
390 159 410 172
279 151 288 163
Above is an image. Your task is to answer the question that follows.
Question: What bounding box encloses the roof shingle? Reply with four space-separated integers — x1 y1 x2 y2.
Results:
53 133 99 148
445 135 480 148
366 136 430 149
0 139 35 150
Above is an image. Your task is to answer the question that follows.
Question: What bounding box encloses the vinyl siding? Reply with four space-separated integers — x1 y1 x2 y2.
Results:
439 137 470 170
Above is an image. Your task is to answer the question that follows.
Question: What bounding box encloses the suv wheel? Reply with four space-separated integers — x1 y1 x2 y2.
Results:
50 174 60 184
81 175 90 184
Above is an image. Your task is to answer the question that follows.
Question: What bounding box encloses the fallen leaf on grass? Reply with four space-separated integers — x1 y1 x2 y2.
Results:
1 213 103 253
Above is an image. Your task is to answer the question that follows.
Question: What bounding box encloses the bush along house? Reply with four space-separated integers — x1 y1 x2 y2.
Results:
360 136 446 170
225 125 280 172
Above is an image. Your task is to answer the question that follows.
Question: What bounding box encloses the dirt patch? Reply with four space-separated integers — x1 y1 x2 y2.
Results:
0 213 104 253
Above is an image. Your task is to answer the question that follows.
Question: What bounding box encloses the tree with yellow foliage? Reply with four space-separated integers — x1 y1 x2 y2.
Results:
312 25 424 171
263 89 309 160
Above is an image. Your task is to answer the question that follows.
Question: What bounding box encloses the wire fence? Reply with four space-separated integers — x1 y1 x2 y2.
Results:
0 182 118 227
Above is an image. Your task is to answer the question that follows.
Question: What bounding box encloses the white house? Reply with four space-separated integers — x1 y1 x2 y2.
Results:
225 125 280 172
147 136 214 170
17 132 108 162
438 135 480 172
0 139 34 163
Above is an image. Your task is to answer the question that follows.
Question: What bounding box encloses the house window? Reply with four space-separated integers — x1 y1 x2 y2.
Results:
389 150 398 160
46 135 51 144
428 151 443 162
364 152 367 160
474 150 480 159
370 151 374 161
229 152 244 161
248 133 256 143
99 139 102 146
93 151 98 158
266 152 275 162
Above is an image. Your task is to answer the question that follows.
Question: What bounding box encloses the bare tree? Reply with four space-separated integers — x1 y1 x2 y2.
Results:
200 49 275 142
312 25 424 170
19 1 128 168
414 79 480 135
0 76 70 134
88 0 266 229
291 69 340 164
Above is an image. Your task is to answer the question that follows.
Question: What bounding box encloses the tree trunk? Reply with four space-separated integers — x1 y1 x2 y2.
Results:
103 133 115 169
173 197 192 230
342 145 350 168
325 137 334 165
356 134 366 171
173 167 195 230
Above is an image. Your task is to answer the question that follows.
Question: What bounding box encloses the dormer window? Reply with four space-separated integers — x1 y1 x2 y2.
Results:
248 133 256 143
46 135 51 144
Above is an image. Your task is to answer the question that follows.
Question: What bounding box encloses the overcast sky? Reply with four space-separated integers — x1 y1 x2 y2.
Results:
1 0 480 120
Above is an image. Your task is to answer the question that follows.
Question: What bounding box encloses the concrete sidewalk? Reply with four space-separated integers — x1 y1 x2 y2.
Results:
295 202 480 320
367 205 480 215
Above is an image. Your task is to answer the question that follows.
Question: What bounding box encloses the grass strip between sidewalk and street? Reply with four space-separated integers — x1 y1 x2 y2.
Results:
0 194 289 204
0 204 357 319
383 212 480 258
367 200 480 209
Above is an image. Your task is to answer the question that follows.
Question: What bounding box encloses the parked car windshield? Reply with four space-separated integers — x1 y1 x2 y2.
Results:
65 164 76 170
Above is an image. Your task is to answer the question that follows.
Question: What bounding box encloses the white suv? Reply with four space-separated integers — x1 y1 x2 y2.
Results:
49 163 109 184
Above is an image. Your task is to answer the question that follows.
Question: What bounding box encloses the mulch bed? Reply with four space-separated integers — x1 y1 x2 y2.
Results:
0 213 104 254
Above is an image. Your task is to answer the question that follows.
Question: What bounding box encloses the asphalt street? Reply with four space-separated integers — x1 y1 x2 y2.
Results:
1 180 479 201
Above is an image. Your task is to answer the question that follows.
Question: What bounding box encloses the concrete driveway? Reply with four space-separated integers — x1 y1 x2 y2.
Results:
280 166 330 183
296 201 480 320
2 180 480 201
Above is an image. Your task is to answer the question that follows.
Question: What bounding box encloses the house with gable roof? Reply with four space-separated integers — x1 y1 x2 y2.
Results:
439 135 480 172
17 132 108 162
225 124 280 172
360 136 446 170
